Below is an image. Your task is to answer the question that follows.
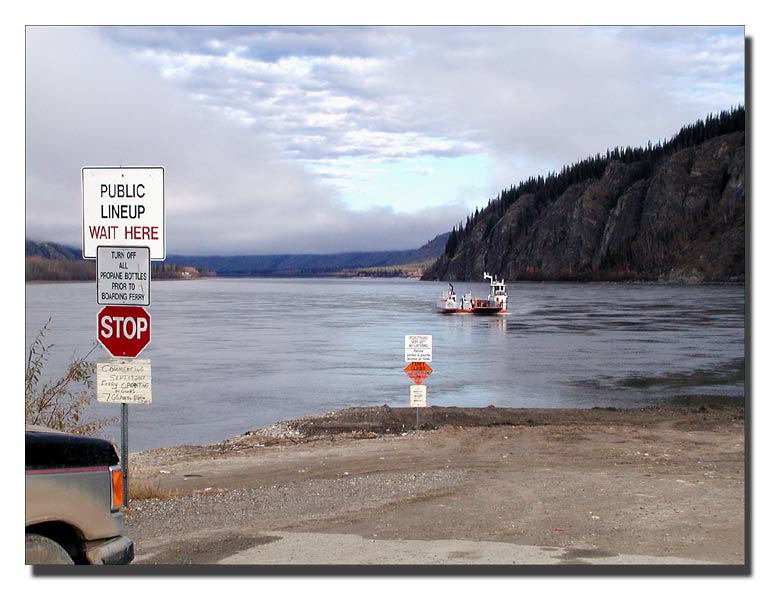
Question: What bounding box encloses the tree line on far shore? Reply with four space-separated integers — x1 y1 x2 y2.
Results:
442 105 745 260
25 257 215 281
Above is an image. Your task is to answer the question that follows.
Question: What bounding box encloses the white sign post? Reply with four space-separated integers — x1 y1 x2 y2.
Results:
82 167 165 260
405 335 432 429
84 165 164 506
405 335 432 362
96 357 152 504
410 384 427 408
97 246 151 306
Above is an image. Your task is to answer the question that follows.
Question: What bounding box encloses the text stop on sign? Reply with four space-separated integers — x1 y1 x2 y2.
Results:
102 315 148 339
97 305 151 358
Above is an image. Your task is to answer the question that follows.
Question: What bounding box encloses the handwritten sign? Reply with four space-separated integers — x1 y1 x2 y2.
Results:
97 359 152 404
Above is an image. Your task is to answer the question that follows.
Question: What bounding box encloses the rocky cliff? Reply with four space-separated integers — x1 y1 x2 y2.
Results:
424 130 745 284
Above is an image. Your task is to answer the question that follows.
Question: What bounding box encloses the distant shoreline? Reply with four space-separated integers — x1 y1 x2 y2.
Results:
133 398 745 455
25 275 745 286
25 276 208 284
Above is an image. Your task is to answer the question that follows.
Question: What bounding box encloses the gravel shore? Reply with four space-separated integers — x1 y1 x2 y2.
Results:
124 404 745 567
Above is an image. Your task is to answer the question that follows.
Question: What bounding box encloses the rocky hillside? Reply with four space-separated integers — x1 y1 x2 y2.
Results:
424 110 745 284
25 241 81 260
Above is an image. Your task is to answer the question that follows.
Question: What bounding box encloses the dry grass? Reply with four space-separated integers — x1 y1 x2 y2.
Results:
129 478 175 501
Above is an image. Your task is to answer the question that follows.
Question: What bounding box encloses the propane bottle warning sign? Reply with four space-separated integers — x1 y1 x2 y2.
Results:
97 246 150 306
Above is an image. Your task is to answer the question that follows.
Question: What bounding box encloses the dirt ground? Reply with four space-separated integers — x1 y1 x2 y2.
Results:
124 404 745 567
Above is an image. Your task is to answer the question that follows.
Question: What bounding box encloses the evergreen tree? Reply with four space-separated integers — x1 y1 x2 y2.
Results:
439 105 745 261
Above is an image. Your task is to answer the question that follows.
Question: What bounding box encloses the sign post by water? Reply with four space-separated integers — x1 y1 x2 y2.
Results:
96 359 152 502
404 335 432 429
410 384 427 429
84 166 165 505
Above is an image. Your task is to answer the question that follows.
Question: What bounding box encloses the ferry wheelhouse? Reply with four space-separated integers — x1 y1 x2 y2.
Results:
437 283 474 313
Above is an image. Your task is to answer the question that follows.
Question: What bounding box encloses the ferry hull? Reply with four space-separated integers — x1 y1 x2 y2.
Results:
437 304 473 314
472 306 506 315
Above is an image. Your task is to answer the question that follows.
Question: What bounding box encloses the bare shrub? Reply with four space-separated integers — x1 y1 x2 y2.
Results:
25 319 116 435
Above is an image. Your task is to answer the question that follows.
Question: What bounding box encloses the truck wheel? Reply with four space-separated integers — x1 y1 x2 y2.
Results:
25 533 74 565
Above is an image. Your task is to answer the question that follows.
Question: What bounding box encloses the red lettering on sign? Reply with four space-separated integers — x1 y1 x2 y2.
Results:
89 225 119 239
123 226 159 240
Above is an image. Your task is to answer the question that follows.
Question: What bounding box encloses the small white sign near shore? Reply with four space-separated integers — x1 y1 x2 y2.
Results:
405 335 432 362
410 384 427 408
97 359 152 404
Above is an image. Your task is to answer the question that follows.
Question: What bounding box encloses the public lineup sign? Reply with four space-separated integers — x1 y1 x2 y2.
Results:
82 167 165 260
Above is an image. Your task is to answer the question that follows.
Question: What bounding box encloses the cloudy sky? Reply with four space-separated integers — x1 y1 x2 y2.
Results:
25 25 745 255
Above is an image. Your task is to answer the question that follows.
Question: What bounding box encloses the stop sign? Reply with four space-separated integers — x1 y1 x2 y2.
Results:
97 306 151 357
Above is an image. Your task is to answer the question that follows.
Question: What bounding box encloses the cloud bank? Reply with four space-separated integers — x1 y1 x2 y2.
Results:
26 26 744 255
25 27 466 255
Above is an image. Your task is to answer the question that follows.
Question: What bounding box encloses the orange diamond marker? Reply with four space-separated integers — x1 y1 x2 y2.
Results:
404 361 433 384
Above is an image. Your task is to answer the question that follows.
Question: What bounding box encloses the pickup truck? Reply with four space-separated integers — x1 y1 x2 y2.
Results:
25 425 134 565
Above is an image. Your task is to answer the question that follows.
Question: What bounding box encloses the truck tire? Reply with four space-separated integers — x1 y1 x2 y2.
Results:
25 533 74 565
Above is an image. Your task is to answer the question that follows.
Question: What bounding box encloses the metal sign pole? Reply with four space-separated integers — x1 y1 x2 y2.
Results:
121 403 129 505
416 406 419 430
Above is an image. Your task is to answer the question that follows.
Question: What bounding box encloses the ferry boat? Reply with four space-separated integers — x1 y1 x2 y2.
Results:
437 272 508 314
437 283 474 313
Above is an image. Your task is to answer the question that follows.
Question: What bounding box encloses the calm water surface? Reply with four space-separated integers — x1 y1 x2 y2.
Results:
25 278 745 451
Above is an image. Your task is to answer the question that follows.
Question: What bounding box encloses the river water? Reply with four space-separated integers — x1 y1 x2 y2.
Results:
25 278 745 451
